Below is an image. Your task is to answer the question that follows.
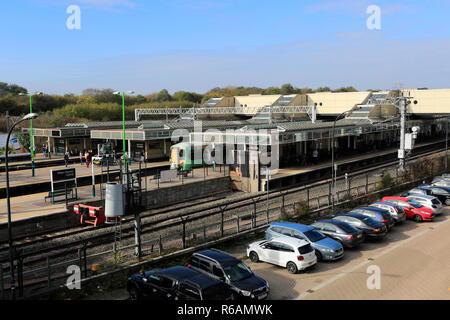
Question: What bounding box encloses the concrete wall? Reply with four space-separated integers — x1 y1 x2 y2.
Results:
307 91 371 115
144 176 232 207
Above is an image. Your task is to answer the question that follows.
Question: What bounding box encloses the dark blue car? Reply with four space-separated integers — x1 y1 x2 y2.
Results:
349 206 395 230
332 213 387 239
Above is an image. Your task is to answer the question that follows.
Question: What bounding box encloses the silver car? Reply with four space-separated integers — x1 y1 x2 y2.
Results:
405 194 443 215
369 202 406 223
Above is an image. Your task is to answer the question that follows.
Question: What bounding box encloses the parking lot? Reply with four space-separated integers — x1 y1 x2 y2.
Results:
242 207 450 300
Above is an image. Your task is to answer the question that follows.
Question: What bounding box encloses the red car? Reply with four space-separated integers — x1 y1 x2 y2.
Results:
381 196 434 222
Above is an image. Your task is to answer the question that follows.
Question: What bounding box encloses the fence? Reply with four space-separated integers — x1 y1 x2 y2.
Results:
0 153 447 299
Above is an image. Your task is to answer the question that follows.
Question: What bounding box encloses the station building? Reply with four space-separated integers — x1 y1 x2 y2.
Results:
25 88 449 163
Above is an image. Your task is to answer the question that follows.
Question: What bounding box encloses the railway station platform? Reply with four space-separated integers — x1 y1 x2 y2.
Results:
0 160 170 198
0 164 232 241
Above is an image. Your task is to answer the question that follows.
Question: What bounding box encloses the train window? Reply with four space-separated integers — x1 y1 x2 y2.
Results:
179 149 184 158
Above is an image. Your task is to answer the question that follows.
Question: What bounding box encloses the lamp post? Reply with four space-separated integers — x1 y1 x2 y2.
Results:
113 91 134 169
446 116 449 173
5 113 39 300
18 92 43 177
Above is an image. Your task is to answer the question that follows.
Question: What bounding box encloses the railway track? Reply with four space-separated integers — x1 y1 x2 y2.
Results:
0 141 445 268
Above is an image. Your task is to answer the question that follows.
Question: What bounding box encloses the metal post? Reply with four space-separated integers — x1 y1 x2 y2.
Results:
306 188 310 207
446 116 448 173
47 256 51 288
78 249 82 276
0 265 4 300
236 216 240 233
92 159 95 197
158 235 163 253
399 98 406 170
365 173 369 194
220 209 224 237
134 212 141 258
181 218 186 249
203 226 206 241
266 169 269 216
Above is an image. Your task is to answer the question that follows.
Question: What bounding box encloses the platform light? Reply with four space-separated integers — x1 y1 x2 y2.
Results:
4 112 39 300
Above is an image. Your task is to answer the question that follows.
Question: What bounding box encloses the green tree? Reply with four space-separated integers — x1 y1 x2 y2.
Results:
280 83 295 95
152 89 173 102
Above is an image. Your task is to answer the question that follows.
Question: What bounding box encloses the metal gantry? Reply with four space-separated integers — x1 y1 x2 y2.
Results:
134 105 317 122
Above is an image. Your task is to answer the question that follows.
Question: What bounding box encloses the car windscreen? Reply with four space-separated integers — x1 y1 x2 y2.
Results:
202 283 231 300
431 199 441 205
407 200 423 208
298 244 314 254
336 222 359 234
223 262 253 282
360 216 378 227
394 205 404 213
303 229 326 242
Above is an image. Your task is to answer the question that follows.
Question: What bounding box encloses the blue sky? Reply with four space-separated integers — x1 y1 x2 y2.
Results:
1 0 449 95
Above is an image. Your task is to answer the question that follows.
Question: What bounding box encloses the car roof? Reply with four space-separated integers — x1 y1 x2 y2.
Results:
268 235 310 247
317 219 351 229
406 194 435 200
356 206 385 212
383 196 409 201
193 249 241 265
269 221 313 232
373 202 395 207
184 274 223 289
335 212 367 220
157 266 200 281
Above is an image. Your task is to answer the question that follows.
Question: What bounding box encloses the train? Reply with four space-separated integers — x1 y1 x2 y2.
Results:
170 142 213 171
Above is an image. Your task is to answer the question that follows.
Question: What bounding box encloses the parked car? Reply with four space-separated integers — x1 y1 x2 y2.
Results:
187 249 269 300
332 213 387 238
381 196 434 222
349 206 395 230
431 175 450 184
402 194 443 216
126 266 233 300
247 236 317 274
416 185 450 206
310 219 364 248
369 202 407 224
264 222 344 262
432 179 450 188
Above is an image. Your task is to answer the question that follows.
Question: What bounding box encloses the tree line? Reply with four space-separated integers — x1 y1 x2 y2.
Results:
0 82 366 127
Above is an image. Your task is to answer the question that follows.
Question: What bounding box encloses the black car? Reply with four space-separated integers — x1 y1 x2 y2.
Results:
311 219 365 248
126 266 233 300
187 249 269 300
416 185 450 206
350 206 396 230
332 213 387 239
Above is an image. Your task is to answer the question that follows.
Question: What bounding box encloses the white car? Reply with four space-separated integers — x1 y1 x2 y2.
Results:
246 236 317 274
405 194 443 215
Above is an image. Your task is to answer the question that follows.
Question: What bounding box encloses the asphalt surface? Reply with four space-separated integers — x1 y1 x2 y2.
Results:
245 207 450 300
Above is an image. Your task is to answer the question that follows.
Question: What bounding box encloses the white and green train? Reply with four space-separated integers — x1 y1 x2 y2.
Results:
170 142 212 171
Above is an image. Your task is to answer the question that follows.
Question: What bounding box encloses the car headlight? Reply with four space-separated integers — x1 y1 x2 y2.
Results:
321 248 333 253
421 211 430 215
240 290 252 296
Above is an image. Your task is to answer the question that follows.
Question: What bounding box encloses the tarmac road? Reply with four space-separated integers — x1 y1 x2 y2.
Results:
244 207 450 300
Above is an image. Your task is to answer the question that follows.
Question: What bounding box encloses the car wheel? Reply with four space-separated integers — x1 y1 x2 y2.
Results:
414 215 423 223
128 286 140 300
286 262 298 274
315 250 323 262
249 251 259 263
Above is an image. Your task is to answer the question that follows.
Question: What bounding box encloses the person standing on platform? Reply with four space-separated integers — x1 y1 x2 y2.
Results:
85 151 90 168
64 152 69 167
80 151 84 165
312 149 318 165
